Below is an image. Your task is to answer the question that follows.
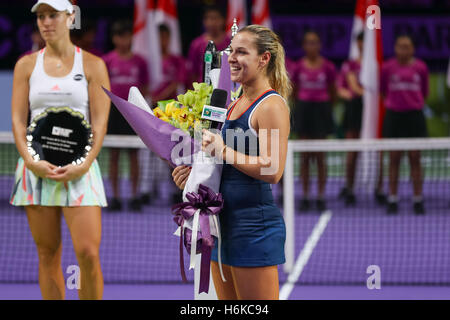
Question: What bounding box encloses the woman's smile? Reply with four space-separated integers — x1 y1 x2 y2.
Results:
230 64 242 76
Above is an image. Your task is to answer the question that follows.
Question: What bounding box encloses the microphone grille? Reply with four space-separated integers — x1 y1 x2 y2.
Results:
210 89 228 108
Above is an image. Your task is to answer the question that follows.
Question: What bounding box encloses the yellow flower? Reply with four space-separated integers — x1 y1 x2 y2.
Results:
153 107 165 118
165 101 177 117
187 113 195 127
177 107 189 123
172 108 181 119
159 116 170 123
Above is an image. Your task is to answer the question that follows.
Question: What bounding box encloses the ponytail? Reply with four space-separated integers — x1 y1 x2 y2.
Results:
239 25 292 102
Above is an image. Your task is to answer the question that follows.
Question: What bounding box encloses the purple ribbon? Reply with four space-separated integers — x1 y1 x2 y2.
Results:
172 184 223 294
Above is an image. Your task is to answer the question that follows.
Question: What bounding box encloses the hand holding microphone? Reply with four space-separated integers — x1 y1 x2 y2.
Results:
200 88 228 159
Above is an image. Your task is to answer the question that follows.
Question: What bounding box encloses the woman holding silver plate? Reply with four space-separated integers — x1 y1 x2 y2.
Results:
10 0 110 299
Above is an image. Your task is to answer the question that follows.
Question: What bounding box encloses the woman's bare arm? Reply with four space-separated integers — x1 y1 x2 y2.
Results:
347 71 364 96
204 95 290 185
11 53 37 165
83 51 110 168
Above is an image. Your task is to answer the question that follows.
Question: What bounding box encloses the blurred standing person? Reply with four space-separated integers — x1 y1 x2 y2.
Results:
338 32 386 206
103 20 149 211
19 25 46 59
337 32 364 205
381 35 429 214
140 24 187 205
30 24 46 52
151 24 186 102
187 5 230 85
71 19 103 56
19 24 46 128
292 30 337 211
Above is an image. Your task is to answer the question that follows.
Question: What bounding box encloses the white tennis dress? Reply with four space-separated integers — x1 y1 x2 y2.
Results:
10 46 107 207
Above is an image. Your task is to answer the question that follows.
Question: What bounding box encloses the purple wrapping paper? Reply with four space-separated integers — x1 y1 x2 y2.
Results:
218 53 232 106
103 87 198 168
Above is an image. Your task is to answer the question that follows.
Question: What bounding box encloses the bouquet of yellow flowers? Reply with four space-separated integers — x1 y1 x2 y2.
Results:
152 82 214 137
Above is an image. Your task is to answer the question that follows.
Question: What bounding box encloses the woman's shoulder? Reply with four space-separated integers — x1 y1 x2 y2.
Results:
190 34 207 49
167 54 185 63
412 58 428 72
258 92 288 113
253 94 289 126
382 57 397 69
132 53 148 64
101 50 116 61
296 57 305 66
348 59 361 69
291 58 306 75
14 51 38 77
322 57 336 71
82 49 108 79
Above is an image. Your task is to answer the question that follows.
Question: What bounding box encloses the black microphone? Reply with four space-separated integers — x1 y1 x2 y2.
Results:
201 88 228 130
203 41 216 85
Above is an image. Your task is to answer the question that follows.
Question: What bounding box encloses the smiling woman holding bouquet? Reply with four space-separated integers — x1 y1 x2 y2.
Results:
10 0 109 299
173 25 291 300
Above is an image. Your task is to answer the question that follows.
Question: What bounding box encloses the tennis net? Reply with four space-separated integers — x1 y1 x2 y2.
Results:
0 132 190 284
283 137 450 285
1 133 450 285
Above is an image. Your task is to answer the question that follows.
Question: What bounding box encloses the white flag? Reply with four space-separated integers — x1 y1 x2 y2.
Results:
349 0 366 60
154 0 182 55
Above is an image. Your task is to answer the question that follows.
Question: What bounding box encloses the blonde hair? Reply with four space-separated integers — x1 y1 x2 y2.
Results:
238 24 292 101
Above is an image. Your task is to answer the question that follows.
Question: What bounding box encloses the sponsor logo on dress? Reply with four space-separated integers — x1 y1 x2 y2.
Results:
73 74 84 81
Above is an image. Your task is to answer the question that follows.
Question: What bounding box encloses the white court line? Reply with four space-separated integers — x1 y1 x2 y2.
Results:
279 211 333 300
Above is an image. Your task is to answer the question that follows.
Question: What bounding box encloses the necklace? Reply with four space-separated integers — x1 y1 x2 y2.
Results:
56 62 62 68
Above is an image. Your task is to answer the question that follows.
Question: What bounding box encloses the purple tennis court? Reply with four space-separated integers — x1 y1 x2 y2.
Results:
1 0 450 303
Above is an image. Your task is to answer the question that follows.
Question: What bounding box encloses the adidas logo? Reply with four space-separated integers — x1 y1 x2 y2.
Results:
51 84 61 91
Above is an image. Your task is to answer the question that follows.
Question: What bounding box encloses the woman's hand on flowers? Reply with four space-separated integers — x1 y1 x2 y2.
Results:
201 129 226 159
172 165 192 190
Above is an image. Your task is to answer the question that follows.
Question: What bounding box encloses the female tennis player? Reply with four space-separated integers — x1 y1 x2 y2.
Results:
173 25 291 300
381 34 429 215
292 30 337 211
10 0 110 299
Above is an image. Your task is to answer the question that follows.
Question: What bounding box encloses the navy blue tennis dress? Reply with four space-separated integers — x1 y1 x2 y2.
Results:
211 89 286 267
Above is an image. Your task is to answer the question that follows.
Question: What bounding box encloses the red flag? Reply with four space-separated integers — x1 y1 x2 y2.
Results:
155 0 182 55
251 0 271 28
132 0 163 92
227 0 247 32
